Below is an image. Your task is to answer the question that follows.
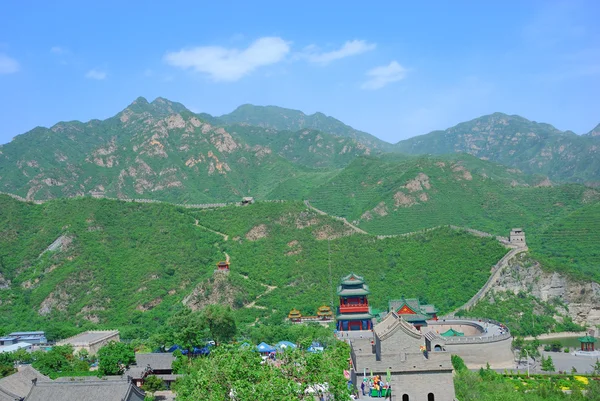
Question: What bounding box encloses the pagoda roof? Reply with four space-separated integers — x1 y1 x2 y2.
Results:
441 328 464 337
340 273 365 285
337 285 370 296
318 305 332 311
402 313 431 322
389 298 438 316
335 313 374 321
578 336 597 343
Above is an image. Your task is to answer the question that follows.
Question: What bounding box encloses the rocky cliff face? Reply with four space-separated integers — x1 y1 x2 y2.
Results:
491 253 600 327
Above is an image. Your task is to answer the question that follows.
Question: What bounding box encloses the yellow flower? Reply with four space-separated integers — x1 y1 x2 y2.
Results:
561 386 570 390
574 376 589 385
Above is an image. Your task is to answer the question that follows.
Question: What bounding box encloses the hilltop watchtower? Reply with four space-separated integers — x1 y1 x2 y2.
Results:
336 273 373 331
216 261 230 272
510 228 526 247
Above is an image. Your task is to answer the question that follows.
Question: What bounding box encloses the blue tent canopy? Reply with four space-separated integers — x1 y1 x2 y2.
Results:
276 341 297 350
257 342 276 353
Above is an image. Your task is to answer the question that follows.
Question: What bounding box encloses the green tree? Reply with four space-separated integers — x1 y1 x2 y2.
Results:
592 358 600 374
541 355 555 372
141 375 166 395
174 343 351 401
168 309 207 357
32 346 74 376
97 341 135 375
203 305 237 344
0 352 15 378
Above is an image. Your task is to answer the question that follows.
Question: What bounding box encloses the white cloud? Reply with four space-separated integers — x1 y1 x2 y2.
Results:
361 61 407 90
50 46 67 54
164 37 290 82
304 40 376 64
0 53 19 74
85 69 107 80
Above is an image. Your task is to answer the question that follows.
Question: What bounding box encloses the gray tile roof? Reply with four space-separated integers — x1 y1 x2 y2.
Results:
58 330 118 345
134 353 175 371
0 366 49 400
24 379 145 401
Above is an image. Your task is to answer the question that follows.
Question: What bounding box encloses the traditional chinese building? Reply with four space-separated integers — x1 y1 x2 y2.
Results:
216 261 230 272
578 335 596 352
349 312 456 401
317 305 333 320
336 273 374 331
288 308 302 322
388 298 438 330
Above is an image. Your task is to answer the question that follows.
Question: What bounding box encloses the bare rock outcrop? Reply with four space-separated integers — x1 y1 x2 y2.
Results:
490 254 600 327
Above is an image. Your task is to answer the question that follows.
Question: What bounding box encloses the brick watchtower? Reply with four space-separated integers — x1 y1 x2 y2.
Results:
336 273 373 331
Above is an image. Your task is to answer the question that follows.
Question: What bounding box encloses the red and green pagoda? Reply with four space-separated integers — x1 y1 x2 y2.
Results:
336 273 374 331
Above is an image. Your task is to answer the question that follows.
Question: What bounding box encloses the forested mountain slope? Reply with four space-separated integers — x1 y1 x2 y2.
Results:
307 154 600 237
0 98 381 203
395 112 600 185
218 104 392 151
0 195 507 339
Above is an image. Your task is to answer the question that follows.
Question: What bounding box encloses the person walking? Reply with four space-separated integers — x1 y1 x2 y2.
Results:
361 381 366 396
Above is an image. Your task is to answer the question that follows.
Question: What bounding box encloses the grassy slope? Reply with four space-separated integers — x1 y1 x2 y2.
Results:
0 196 507 337
192 202 507 319
308 155 598 237
529 202 600 282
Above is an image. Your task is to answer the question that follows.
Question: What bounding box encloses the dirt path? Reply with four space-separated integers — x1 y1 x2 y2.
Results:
303 200 368 235
245 284 277 309
194 219 229 241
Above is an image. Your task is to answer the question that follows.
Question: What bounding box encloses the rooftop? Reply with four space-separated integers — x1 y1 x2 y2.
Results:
0 366 49 400
335 313 374 321
0 343 33 353
58 330 119 345
24 379 145 401
337 285 370 296
339 273 365 286
134 353 175 371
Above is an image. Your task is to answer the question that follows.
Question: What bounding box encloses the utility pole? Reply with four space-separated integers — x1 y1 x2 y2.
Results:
523 348 530 377
328 238 334 309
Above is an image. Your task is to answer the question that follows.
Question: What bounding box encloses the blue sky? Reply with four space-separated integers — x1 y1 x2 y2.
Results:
0 0 598 145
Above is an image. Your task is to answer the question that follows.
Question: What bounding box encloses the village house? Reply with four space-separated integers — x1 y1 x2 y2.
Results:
124 353 181 389
0 332 47 346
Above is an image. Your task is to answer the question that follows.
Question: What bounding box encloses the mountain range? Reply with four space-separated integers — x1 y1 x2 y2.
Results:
1 97 599 338
0 97 597 204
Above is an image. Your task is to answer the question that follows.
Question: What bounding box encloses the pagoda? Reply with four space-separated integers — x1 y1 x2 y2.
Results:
317 305 333 320
216 261 230 272
288 308 302 322
336 273 373 331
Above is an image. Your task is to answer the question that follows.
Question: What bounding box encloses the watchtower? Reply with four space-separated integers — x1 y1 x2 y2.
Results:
336 273 373 331
216 261 230 272
510 228 526 247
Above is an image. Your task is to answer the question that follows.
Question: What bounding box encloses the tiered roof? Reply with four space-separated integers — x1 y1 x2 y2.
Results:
578 335 597 343
337 273 370 296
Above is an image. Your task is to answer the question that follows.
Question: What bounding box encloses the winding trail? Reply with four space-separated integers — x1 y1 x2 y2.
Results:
194 219 229 241
245 284 277 309
303 200 368 234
